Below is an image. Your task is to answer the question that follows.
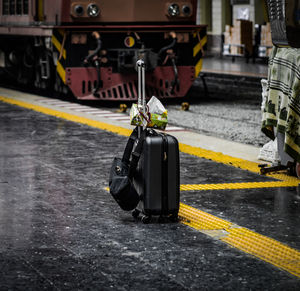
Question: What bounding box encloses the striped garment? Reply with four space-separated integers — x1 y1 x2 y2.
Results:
262 46 300 162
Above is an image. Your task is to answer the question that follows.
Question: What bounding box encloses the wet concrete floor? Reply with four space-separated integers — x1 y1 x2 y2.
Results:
1 101 300 290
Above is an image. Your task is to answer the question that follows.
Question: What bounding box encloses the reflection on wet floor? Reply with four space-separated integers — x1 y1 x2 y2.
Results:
202 56 268 78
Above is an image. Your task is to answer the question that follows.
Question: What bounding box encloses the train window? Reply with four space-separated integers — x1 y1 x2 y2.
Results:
2 0 9 14
113 88 118 98
23 0 28 14
2 0 28 15
123 84 129 98
16 0 22 14
118 86 123 98
9 0 15 15
128 82 134 97
82 81 86 94
159 79 163 88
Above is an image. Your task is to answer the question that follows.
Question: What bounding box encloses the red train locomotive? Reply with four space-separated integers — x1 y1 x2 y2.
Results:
0 0 206 100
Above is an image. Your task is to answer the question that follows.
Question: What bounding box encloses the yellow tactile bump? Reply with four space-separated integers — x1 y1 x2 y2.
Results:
179 143 261 174
269 173 300 183
179 203 232 230
179 143 300 184
179 202 300 278
0 96 132 138
180 181 299 191
222 227 300 278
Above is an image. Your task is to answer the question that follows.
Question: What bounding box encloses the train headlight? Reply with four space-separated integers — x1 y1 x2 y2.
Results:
74 5 84 16
87 3 100 17
168 3 180 17
182 5 191 16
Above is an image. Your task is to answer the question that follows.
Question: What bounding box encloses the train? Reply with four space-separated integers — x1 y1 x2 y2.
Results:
0 0 207 101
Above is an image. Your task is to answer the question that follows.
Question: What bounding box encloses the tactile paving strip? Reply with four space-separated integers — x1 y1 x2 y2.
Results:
180 181 299 191
0 96 133 137
269 173 300 183
179 143 261 174
222 227 300 278
179 141 300 186
179 203 300 278
179 203 232 230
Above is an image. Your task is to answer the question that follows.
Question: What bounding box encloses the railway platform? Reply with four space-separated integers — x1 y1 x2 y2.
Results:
202 55 268 78
193 56 268 101
0 87 300 290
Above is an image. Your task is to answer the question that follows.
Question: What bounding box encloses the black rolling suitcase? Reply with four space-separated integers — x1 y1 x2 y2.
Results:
132 60 180 223
132 129 180 223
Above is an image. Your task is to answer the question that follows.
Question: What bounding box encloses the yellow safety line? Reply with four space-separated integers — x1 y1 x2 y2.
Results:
222 227 300 278
179 143 261 174
179 203 300 278
106 181 298 193
0 96 132 137
266 173 300 183
180 180 299 191
179 203 232 230
179 143 300 183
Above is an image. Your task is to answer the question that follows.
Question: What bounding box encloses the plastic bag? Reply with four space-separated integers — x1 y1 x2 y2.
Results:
147 96 168 130
129 96 168 130
130 104 149 127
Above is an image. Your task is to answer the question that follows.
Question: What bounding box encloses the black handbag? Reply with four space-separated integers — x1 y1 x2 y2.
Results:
109 127 146 211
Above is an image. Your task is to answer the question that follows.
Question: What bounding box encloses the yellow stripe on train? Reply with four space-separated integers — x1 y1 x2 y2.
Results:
194 58 203 78
56 61 66 84
51 35 66 60
193 35 207 57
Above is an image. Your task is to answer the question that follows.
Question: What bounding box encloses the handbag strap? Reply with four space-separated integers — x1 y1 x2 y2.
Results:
128 129 146 178
122 127 139 165
121 127 147 178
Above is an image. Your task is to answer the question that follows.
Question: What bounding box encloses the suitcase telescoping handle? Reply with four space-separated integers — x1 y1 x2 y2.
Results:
136 59 146 136
136 59 146 116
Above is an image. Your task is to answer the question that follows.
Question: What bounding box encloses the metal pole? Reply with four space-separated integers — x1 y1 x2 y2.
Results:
136 59 145 137
137 61 142 109
142 61 146 113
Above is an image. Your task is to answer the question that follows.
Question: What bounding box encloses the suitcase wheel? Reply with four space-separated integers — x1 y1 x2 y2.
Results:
132 209 140 219
141 215 151 224
170 213 179 223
